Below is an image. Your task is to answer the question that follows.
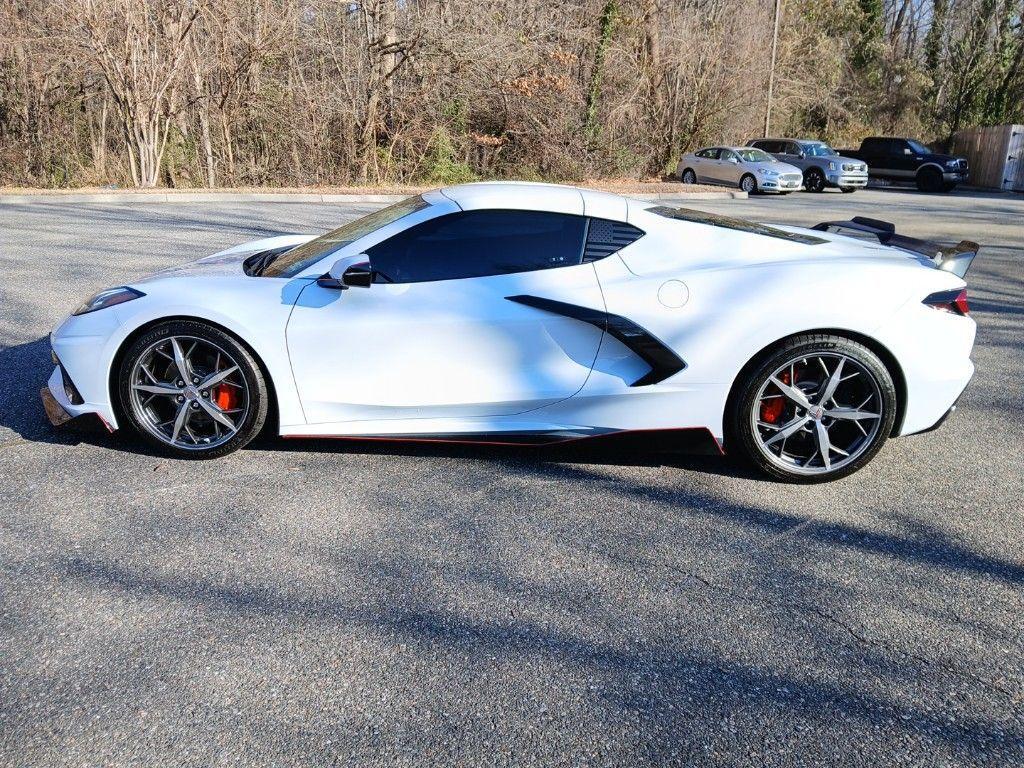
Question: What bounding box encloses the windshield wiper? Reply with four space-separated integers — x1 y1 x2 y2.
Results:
244 246 292 277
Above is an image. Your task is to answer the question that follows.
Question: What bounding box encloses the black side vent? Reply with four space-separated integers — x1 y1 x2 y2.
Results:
582 218 645 262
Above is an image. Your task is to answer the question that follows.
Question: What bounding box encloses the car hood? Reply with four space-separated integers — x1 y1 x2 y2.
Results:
137 234 317 281
923 153 967 164
747 160 802 174
826 154 865 166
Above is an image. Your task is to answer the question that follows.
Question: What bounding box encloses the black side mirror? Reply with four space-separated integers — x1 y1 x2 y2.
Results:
342 264 374 288
318 257 375 290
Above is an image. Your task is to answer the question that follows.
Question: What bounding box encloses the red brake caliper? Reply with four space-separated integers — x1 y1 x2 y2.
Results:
760 370 791 424
213 384 238 411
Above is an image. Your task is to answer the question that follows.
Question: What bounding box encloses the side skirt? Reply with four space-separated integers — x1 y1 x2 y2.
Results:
282 427 724 456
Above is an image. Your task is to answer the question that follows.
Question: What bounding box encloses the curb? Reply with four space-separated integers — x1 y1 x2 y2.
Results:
0 190 747 205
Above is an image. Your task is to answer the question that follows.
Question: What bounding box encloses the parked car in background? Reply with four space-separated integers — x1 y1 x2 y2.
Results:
677 146 803 194
747 138 868 193
842 137 969 192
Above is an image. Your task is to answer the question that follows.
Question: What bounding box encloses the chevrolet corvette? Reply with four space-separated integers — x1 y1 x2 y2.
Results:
43 182 977 482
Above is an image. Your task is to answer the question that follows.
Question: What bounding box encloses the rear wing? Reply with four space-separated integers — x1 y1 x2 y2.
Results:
811 216 977 278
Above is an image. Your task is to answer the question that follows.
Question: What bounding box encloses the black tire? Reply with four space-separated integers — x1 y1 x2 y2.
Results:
941 182 958 192
117 320 269 459
916 166 943 192
740 174 757 194
804 167 826 193
840 187 857 193
681 168 697 184
725 334 897 483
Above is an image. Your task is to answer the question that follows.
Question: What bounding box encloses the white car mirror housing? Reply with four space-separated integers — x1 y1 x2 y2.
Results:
318 253 373 289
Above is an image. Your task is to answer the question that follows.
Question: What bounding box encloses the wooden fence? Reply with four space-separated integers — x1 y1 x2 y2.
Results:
950 124 1024 191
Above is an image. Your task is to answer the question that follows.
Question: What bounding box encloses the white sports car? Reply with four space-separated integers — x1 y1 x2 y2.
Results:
43 182 977 482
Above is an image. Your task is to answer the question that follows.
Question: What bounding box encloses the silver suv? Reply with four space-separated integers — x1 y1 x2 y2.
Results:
747 138 868 193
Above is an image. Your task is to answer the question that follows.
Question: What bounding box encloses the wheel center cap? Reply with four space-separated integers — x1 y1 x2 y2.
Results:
184 385 200 401
810 405 825 420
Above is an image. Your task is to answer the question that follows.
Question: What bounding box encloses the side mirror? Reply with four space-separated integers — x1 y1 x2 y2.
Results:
318 254 375 289
341 264 374 288
797 150 806 159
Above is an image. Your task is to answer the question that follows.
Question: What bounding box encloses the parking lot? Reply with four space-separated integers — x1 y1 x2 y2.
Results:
1 187 1022 766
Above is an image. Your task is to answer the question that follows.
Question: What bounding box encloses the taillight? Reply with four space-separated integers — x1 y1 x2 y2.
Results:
923 288 969 316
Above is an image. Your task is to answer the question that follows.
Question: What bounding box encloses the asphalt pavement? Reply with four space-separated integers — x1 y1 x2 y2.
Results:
1 187 1022 767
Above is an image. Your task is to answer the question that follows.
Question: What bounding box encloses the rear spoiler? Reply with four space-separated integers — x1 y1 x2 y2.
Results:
811 216 977 278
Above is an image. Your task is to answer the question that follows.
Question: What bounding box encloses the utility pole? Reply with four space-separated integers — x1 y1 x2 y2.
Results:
764 0 782 136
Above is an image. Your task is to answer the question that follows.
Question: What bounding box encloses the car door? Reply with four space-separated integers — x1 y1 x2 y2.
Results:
286 209 607 425
694 148 720 183
891 139 920 178
717 149 742 185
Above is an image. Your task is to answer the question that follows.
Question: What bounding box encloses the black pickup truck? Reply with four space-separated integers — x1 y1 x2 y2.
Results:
842 137 969 192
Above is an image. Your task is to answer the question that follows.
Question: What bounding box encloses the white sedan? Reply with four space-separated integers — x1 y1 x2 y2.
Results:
678 146 804 193
43 182 977 482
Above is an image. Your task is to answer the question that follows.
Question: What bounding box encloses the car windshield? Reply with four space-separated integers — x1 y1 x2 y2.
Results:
262 195 430 278
735 148 773 163
802 142 837 157
906 139 931 154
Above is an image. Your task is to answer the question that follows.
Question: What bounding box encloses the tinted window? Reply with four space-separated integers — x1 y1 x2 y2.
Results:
366 210 587 283
754 140 779 153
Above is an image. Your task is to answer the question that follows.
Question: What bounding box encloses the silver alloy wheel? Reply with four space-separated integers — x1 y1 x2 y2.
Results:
741 175 756 193
682 169 697 184
128 335 249 451
750 352 883 476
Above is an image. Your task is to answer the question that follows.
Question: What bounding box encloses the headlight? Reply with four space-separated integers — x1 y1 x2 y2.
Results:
758 168 779 176
945 159 959 168
73 286 145 315
828 161 837 171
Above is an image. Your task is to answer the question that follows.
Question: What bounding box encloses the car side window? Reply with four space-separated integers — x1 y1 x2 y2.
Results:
720 149 737 162
366 209 588 284
759 141 780 154
696 148 719 159
786 142 801 155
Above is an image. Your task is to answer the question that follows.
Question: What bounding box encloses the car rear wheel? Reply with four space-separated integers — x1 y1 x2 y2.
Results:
804 168 826 192
681 168 697 184
916 166 944 192
118 320 268 458
726 334 897 483
740 174 757 193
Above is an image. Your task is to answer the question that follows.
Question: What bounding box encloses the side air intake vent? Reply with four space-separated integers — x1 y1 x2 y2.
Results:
582 218 645 262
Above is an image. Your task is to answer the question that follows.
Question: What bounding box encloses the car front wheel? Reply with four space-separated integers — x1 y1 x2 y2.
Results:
740 174 757 193
804 168 826 192
727 334 897 482
117 320 269 458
